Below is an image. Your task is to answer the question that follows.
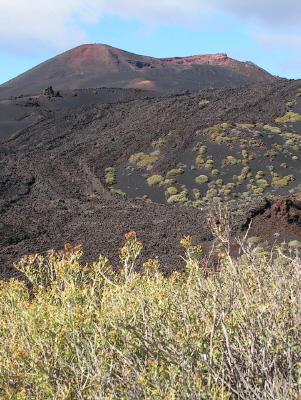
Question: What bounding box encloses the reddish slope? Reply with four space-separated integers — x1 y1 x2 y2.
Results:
0 44 276 98
161 53 274 83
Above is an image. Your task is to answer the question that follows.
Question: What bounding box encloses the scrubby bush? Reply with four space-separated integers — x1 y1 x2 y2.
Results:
152 138 166 149
211 169 220 176
195 155 205 166
289 240 301 249
166 166 185 178
199 100 210 108
286 100 297 110
129 152 159 169
206 188 218 198
110 188 126 197
275 112 301 124
192 188 201 199
263 125 281 134
224 156 239 166
256 178 269 188
147 174 164 186
198 145 208 155
208 125 223 135
205 160 215 171
1 226 301 399
105 167 117 186
165 186 178 196
195 175 209 185
236 123 255 129
272 174 295 188
167 191 188 204
220 122 231 129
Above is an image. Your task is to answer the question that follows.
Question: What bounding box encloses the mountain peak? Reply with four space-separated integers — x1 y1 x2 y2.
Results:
0 44 276 98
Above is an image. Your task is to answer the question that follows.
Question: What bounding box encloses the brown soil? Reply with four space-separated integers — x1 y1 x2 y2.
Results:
244 197 301 242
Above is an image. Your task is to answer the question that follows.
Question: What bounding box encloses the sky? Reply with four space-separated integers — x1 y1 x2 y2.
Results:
0 0 300 84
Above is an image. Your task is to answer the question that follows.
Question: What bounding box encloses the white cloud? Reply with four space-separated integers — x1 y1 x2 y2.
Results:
214 1 301 50
0 0 206 53
210 1 300 25
0 0 300 54
104 0 208 23
0 0 99 53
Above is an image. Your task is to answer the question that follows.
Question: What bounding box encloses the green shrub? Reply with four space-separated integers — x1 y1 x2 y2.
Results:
105 167 117 186
208 125 223 135
286 100 297 109
166 167 185 178
199 100 210 108
263 125 281 134
275 112 301 124
204 161 214 171
129 152 145 164
152 138 166 149
3 230 301 398
195 175 209 185
192 200 203 208
224 156 239 166
225 182 236 190
192 188 201 199
272 175 295 188
147 175 164 186
198 145 208 155
111 188 126 197
167 191 188 204
255 171 265 179
238 166 251 182
236 123 255 129
129 152 159 169
289 240 301 249
220 188 232 196
256 178 269 188
137 155 159 169
161 178 175 186
206 188 218 198
241 150 249 159
253 187 264 194
165 186 178 196
195 155 205 166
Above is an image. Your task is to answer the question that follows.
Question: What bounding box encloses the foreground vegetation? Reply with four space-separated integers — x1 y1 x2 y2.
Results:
1 215 301 399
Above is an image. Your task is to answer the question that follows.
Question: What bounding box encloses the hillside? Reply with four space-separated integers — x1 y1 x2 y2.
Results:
0 44 277 98
1 79 301 277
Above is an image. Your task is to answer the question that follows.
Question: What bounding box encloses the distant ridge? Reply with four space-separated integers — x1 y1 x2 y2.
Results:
0 44 277 98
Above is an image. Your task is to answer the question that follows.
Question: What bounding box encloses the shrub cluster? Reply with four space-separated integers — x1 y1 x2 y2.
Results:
1 225 301 399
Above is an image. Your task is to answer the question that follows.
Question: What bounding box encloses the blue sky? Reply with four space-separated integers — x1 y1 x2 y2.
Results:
0 1 300 84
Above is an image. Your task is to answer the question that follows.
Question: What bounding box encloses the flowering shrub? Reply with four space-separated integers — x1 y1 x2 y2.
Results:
1 231 301 399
